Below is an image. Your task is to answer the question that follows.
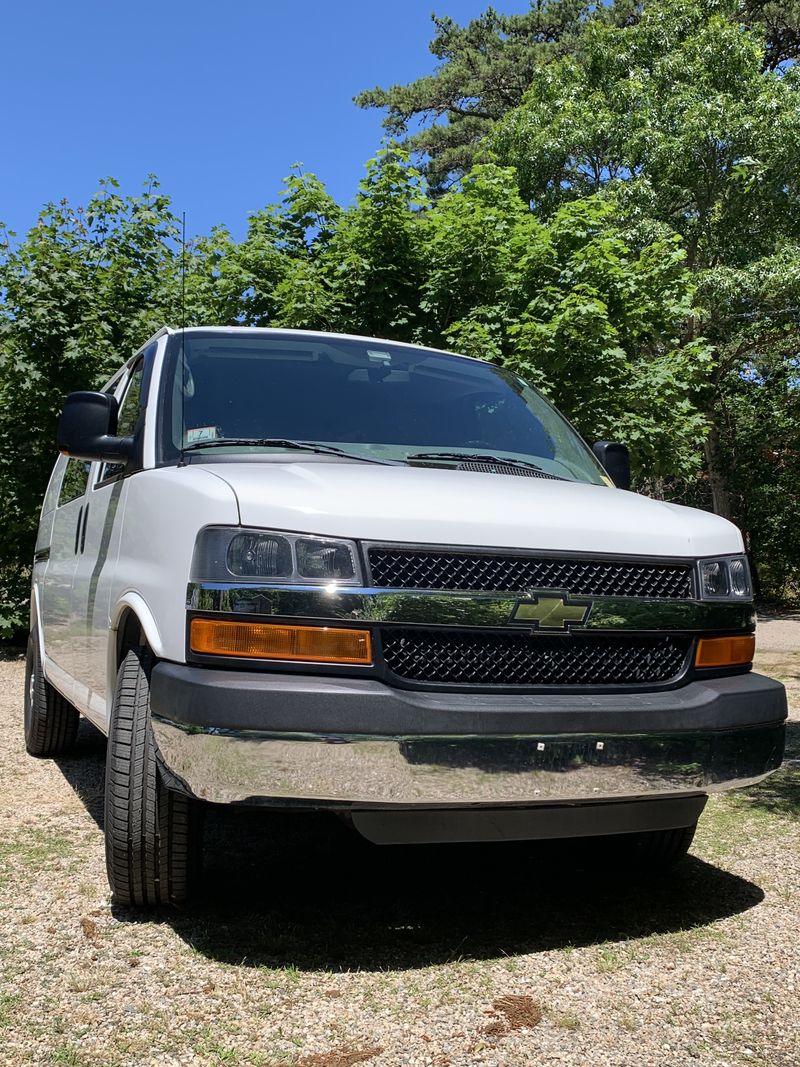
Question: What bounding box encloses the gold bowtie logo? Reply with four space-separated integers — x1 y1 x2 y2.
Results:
510 594 591 631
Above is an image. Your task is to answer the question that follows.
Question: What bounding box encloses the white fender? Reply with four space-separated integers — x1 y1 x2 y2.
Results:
108 592 166 701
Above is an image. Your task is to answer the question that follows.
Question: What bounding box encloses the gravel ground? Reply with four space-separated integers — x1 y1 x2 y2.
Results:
756 611 800 653
1 627 798 1067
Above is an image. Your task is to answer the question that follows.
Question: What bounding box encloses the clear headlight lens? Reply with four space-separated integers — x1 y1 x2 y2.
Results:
697 555 752 601
295 538 356 581
192 527 361 585
228 533 293 578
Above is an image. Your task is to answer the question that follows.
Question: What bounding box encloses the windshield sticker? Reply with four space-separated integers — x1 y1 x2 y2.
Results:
185 426 222 445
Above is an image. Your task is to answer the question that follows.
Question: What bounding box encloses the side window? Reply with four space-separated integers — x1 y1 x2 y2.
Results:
99 359 145 483
116 361 145 438
58 459 90 507
41 456 68 515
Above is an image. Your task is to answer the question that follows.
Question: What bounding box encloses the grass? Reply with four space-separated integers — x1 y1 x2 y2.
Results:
595 946 626 973
0 826 75 871
49 1046 93 1067
0 993 19 1028
551 1010 581 1031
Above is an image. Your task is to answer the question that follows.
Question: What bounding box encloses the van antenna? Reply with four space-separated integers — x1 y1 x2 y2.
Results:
178 211 187 467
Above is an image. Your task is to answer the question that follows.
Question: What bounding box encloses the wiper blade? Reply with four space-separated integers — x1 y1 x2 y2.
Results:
181 438 397 465
407 451 558 475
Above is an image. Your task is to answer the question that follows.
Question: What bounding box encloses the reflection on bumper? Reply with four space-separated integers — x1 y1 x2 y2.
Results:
151 719 785 807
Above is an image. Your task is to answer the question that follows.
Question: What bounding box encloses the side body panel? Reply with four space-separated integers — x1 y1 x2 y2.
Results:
73 473 129 724
33 455 71 698
38 460 88 700
104 466 238 721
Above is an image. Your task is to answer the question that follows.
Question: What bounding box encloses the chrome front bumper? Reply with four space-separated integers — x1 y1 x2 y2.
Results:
149 663 786 808
151 718 785 807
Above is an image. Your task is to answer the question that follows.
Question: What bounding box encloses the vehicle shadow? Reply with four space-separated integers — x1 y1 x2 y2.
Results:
55 719 768 972
54 716 108 826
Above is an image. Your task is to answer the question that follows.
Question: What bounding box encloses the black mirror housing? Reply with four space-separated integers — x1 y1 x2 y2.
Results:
56 391 135 465
592 441 631 490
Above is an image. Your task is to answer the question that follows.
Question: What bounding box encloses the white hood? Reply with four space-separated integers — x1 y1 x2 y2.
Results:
206 460 743 559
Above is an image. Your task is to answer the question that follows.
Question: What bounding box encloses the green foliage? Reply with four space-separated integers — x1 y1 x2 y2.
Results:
698 248 800 594
358 0 800 190
0 179 181 635
487 0 800 594
355 1 596 192
276 149 430 339
2 0 799 634
494 0 800 268
416 168 711 475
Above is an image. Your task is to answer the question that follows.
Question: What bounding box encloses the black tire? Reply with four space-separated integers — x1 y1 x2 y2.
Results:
24 629 79 757
105 647 201 907
613 823 697 870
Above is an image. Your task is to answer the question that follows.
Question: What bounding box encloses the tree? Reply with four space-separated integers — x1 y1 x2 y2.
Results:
358 1 800 191
355 1 594 192
417 167 711 476
0 180 182 636
274 149 430 340
491 0 800 570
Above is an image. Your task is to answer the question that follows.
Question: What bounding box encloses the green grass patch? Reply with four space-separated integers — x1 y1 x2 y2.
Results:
0 993 19 1028
0 826 75 871
49 1046 92 1067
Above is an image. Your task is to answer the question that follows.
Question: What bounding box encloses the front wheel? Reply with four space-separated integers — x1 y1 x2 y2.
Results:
105 647 202 906
24 630 79 757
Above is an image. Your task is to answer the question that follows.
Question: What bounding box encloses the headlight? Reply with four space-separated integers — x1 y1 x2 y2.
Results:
696 555 752 601
191 527 361 585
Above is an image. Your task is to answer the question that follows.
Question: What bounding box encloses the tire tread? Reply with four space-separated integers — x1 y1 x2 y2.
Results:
24 632 79 757
104 647 199 907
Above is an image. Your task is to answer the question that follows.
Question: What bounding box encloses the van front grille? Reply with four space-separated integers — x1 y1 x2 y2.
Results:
380 628 691 687
367 548 693 600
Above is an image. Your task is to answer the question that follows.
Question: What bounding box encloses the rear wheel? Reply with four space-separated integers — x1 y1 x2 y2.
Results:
105 647 201 906
24 630 79 757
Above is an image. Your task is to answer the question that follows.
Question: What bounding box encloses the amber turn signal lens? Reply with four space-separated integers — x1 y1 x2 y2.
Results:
695 635 755 669
190 619 372 665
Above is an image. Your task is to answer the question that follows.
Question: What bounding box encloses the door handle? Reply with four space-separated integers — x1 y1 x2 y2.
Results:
80 504 90 553
74 505 83 554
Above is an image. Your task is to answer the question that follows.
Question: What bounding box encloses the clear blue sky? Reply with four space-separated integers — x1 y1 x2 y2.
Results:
3 0 526 241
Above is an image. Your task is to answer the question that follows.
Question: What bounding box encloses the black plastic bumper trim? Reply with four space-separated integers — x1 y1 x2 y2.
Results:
150 662 787 737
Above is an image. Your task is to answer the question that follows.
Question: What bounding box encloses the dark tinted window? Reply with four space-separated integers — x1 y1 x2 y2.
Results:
163 333 606 484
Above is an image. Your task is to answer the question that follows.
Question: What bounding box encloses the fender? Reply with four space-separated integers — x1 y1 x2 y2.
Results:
30 585 46 670
108 592 166 707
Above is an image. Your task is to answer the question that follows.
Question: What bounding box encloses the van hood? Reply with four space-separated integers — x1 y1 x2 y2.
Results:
205 460 742 559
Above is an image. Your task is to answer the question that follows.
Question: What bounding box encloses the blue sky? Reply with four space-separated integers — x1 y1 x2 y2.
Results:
3 0 526 241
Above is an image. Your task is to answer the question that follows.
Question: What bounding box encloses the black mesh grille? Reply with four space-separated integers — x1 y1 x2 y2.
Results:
368 548 692 599
381 628 690 687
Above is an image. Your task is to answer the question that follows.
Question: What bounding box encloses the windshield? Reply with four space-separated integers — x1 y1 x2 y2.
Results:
161 331 608 485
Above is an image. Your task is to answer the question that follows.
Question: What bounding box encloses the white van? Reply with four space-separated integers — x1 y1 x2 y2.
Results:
27 326 787 906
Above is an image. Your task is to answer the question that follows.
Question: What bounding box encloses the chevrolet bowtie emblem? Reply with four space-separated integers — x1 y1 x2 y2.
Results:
510 594 591 631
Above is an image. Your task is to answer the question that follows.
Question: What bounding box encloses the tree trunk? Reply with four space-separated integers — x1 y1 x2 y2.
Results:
704 424 734 521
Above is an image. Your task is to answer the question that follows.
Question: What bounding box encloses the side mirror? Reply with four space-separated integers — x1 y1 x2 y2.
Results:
592 441 631 490
56 391 135 465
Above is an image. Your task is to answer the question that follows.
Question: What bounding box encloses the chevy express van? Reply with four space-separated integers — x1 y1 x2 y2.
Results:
27 327 787 906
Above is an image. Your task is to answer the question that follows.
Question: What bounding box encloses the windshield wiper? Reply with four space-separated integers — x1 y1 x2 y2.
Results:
180 438 398 466
407 451 564 477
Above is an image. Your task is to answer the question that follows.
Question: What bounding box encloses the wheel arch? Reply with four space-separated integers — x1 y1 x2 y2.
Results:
108 593 165 708
30 584 46 663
